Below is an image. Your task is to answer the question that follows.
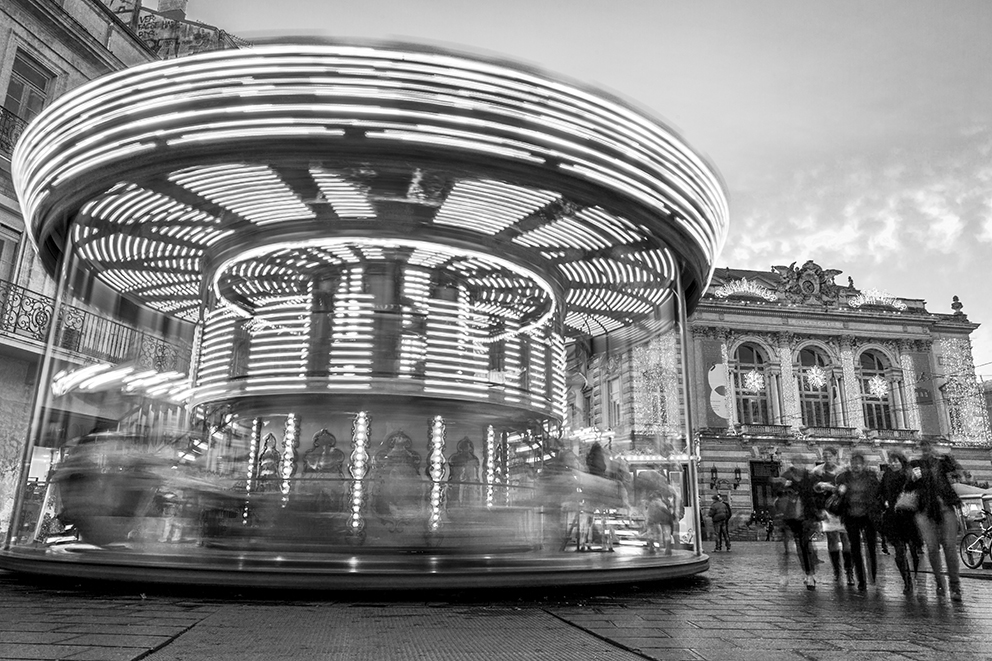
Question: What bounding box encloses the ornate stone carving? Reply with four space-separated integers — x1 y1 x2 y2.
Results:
691 325 715 339
775 331 795 347
771 260 844 306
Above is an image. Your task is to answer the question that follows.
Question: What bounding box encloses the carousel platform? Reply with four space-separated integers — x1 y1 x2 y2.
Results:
0 544 708 590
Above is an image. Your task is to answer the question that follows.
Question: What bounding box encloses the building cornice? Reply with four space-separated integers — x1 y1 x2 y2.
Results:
696 297 933 321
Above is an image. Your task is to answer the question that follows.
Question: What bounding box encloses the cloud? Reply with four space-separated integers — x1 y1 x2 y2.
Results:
978 198 992 244
728 127 992 270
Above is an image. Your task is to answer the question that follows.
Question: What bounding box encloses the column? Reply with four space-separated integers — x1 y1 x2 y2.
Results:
898 341 921 431
889 372 906 429
767 367 782 424
776 333 799 431
840 336 865 430
718 329 736 426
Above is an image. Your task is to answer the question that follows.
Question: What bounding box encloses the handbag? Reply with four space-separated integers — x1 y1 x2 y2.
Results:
894 490 918 512
824 493 843 516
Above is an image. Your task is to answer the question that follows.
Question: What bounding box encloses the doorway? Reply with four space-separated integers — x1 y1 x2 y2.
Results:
750 460 780 517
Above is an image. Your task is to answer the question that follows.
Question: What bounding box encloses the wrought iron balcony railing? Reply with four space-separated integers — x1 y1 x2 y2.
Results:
803 426 860 439
0 106 28 158
735 423 793 437
867 428 919 442
0 279 191 373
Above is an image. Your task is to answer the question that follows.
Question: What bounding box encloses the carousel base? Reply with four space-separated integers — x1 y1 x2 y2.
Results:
0 544 709 591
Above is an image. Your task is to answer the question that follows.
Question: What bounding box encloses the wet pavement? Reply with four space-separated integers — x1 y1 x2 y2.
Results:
1 540 990 660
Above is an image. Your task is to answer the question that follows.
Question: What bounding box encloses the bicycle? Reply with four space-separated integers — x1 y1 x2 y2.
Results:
959 511 992 569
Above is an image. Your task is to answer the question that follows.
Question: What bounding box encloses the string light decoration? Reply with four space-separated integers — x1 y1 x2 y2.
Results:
426 416 447 536
867 374 889 399
743 369 766 393
848 289 908 311
280 414 300 505
347 411 370 542
713 278 778 302
938 338 991 445
632 332 682 444
485 425 496 509
244 417 261 526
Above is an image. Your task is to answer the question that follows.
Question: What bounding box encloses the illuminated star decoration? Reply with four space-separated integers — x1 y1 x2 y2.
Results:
867 374 889 398
743 369 765 393
805 365 828 390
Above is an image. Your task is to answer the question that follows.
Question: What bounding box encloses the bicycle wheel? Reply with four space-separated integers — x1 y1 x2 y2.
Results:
960 531 986 569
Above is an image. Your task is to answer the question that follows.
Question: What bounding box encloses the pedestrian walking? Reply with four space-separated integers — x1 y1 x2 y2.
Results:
812 447 855 585
708 495 732 552
835 451 881 592
643 474 677 555
776 454 819 590
908 440 964 602
879 450 923 594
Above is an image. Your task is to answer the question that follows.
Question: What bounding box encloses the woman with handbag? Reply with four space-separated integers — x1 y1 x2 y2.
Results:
880 451 922 594
812 447 855 586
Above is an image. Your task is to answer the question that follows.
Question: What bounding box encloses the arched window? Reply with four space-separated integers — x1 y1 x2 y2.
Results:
733 343 769 424
798 347 832 427
859 351 893 430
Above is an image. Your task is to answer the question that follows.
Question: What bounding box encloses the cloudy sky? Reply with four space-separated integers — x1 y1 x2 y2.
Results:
180 0 992 377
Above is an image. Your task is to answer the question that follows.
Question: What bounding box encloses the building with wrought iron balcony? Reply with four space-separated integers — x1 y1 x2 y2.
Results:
0 0 161 538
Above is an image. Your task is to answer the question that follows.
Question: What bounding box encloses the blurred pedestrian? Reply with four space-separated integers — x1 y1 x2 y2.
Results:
879 450 923 594
812 447 855 586
776 454 820 590
586 442 607 477
908 440 964 602
835 451 881 592
644 475 677 555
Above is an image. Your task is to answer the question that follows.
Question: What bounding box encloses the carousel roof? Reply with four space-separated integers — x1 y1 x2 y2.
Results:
13 43 729 336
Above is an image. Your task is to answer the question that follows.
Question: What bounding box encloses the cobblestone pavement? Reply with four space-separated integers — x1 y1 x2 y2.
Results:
1 541 990 660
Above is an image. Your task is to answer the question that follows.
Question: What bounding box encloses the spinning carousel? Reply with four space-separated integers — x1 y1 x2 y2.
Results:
1 42 728 588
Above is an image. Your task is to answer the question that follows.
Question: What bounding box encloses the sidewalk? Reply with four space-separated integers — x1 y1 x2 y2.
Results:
2 541 991 661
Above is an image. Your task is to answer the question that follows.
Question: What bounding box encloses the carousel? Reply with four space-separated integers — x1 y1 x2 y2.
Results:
1 42 728 588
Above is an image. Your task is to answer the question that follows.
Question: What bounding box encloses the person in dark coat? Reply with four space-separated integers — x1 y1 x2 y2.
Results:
879 450 923 594
708 495 732 552
907 440 964 601
585 442 607 477
835 450 881 591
